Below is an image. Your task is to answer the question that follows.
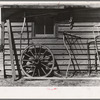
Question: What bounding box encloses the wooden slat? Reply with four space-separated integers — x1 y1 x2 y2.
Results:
58 22 100 27
4 22 32 26
23 77 100 80
6 19 16 81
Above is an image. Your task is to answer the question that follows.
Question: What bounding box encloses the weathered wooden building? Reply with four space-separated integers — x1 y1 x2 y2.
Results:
1 1 100 79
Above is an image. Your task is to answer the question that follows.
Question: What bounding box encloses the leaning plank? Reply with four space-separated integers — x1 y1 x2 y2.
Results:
6 19 16 81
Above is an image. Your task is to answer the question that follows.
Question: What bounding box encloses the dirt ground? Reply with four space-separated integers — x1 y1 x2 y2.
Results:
1 71 100 86
1 77 100 86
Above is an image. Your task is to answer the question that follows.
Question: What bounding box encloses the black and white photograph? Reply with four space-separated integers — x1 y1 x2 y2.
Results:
0 0 100 99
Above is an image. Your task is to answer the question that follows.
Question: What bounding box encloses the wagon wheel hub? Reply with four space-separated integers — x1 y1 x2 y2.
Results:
34 58 40 65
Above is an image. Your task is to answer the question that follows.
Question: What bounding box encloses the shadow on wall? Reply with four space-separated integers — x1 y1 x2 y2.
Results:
0 44 4 52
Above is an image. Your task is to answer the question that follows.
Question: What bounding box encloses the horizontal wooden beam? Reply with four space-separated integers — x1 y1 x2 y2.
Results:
23 76 100 80
1 1 100 8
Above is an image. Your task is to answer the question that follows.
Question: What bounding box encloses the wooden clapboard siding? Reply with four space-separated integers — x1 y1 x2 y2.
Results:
3 22 31 77
58 21 100 70
3 9 100 77
3 21 98 77
58 22 100 38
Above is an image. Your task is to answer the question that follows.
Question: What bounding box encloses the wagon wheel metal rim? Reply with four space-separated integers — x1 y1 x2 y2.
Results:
20 44 55 77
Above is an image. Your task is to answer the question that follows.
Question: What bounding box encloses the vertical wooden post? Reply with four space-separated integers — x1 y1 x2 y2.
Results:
1 22 4 46
6 19 16 81
26 21 29 46
0 8 5 78
31 22 35 37
1 22 5 78
87 42 91 75
54 23 58 38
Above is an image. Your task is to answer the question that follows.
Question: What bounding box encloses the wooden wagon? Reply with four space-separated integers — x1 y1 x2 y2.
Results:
1 1 100 81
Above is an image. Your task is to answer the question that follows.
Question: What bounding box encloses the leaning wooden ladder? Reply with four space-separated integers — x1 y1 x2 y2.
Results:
6 19 16 81
6 19 22 81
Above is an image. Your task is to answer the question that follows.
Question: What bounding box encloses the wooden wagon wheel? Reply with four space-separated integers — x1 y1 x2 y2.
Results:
20 44 55 77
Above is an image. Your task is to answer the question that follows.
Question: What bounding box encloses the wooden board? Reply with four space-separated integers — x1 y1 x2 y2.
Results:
6 19 16 81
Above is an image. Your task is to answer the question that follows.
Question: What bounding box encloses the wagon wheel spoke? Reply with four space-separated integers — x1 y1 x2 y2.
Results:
23 63 35 68
22 59 34 62
37 45 42 58
41 67 46 75
23 58 35 65
23 64 30 68
28 49 35 59
33 44 37 57
32 67 36 76
43 50 48 56
37 69 40 76
41 62 50 70
40 55 52 60
23 52 32 58
41 59 49 63
41 56 53 65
